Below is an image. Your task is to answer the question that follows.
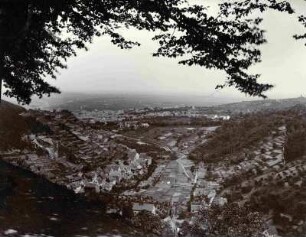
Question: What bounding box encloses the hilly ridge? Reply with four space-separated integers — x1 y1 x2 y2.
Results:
213 96 306 114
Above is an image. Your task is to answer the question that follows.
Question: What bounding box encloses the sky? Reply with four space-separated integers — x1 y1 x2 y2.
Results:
31 0 306 101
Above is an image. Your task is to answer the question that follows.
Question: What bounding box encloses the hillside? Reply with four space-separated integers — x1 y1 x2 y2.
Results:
0 100 28 150
190 111 286 164
213 96 306 114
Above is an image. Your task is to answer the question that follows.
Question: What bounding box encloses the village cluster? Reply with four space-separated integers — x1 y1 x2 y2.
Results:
76 106 231 123
0 110 155 198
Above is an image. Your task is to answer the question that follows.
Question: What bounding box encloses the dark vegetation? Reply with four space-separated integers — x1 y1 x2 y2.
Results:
140 117 221 127
131 210 163 235
115 136 167 157
249 185 306 236
180 203 265 237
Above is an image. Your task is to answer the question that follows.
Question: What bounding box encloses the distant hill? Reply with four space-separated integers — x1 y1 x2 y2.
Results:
0 100 28 150
208 97 306 115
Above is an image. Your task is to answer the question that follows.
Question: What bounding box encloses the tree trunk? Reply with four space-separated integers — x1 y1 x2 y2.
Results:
0 1 31 104
0 65 2 104
0 41 3 104
0 3 7 105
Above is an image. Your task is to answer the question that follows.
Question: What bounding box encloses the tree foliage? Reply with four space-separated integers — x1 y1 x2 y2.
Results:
180 203 265 237
0 0 304 104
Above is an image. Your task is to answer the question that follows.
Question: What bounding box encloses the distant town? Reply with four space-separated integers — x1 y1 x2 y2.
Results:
1 96 306 236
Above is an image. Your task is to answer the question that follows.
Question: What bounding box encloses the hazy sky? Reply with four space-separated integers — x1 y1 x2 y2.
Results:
46 0 306 100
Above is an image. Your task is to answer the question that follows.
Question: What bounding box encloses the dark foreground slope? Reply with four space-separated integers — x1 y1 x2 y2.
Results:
0 100 28 150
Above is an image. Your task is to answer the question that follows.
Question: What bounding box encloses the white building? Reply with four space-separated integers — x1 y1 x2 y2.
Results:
132 203 157 215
